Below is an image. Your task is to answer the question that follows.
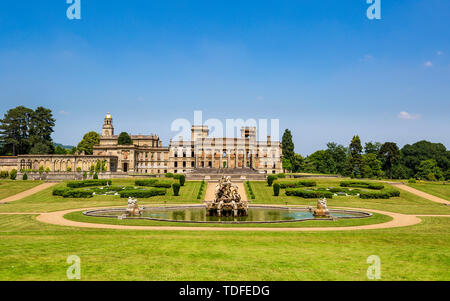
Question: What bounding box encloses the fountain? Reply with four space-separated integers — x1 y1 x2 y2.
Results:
125 197 141 217
310 198 330 217
205 176 248 217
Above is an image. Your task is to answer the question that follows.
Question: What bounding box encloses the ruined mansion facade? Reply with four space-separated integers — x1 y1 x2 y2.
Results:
0 113 283 175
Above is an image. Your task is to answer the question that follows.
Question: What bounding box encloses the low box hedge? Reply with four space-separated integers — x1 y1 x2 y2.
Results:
53 187 93 198
119 188 166 198
359 189 400 199
67 179 112 188
340 181 384 190
135 179 173 188
276 180 317 189
285 188 333 199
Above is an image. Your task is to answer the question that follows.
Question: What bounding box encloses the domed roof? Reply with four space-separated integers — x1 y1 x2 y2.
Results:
105 112 112 119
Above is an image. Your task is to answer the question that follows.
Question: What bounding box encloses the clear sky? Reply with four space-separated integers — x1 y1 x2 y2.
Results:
0 0 449 155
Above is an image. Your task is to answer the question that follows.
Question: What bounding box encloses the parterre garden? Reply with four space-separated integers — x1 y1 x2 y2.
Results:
0 177 449 280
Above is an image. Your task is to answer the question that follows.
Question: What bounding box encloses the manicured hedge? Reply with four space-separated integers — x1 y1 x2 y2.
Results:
119 188 166 198
276 180 317 189
52 188 93 198
67 179 112 188
359 189 400 199
340 181 384 190
172 183 181 196
285 188 333 199
273 183 280 196
267 175 277 186
197 180 206 199
135 179 173 188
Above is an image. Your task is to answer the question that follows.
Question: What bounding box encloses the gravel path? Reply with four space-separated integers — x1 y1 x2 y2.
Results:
391 183 450 205
0 183 57 204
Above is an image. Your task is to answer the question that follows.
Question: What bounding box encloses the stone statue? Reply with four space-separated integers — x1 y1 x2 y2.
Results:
312 198 330 217
126 197 141 217
206 176 248 217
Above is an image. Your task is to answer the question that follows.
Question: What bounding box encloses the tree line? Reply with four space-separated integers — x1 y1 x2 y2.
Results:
281 129 450 181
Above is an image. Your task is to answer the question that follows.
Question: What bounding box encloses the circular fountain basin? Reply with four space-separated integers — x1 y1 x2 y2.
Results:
83 205 372 224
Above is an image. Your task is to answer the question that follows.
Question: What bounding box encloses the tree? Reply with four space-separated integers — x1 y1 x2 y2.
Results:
326 142 348 175
291 153 304 173
0 106 34 155
361 153 383 178
54 145 69 154
282 157 292 172
30 142 52 154
304 150 336 174
364 141 382 155
400 141 449 175
379 142 400 179
29 106 55 153
117 132 133 145
281 129 295 166
77 131 100 155
415 159 443 181
348 135 363 177
0 106 55 155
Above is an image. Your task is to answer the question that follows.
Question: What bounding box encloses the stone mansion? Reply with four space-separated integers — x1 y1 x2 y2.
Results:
0 113 283 175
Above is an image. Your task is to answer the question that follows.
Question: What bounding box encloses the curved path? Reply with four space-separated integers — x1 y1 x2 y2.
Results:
0 182 57 204
34 206 438 232
390 183 449 205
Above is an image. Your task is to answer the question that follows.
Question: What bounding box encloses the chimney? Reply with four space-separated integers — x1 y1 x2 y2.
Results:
267 136 271 145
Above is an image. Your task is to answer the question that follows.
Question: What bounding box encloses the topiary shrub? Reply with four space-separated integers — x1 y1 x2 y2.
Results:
285 188 333 199
276 173 286 179
119 188 166 198
359 191 390 199
10 169 17 180
165 173 174 178
273 183 280 196
340 181 384 190
52 188 93 198
0 171 9 179
178 174 186 186
172 183 181 196
22 173 28 180
93 172 98 180
267 175 277 186
408 178 416 184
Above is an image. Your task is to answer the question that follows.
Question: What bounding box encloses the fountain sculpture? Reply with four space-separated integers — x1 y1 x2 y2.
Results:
126 197 142 217
206 176 248 217
311 198 330 217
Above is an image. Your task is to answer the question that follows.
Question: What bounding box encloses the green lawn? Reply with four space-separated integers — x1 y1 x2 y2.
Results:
64 210 392 228
0 214 448 280
0 180 43 200
0 180 204 213
408 182 450 201
248 180 450 215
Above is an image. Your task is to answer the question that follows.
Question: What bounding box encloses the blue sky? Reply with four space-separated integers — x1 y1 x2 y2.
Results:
0 0 449 155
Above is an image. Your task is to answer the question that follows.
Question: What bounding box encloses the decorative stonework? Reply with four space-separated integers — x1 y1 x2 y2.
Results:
205 176 249 217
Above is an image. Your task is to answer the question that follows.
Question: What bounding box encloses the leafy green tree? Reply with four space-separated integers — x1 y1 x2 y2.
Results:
0 106 55 155
0 106 34 155
364 142 382 155
400 141 449 176
361 153 383 178
379 142 400 179
348 135 363 177
29 106 55 153
415 159 443 181
304 150 336 174
326 142 348 175
281 129 295 166
77 131 100 155
291 153 304 173
54 145 69 154
282 157 292 172
117 132 133 145
30 141 53 154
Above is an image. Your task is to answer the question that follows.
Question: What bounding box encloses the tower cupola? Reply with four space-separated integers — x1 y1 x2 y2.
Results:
102 112 114 137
